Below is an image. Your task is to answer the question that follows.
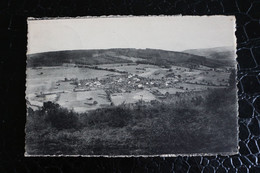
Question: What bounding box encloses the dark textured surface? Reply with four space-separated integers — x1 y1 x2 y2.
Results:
1 0 259 172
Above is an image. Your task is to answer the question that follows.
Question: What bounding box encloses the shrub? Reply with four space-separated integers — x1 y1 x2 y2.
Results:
42 102 80 130
26 107 47 132
85 106 133 128
205 88 229 110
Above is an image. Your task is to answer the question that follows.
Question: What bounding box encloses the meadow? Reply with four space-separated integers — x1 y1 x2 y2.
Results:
26 63 231 113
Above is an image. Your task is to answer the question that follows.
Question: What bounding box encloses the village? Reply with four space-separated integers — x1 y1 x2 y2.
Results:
27 62 232 113
60 64 231 92
53 64 231 105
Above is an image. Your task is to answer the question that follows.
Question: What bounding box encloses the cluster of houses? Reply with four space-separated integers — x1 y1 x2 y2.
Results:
68 72 183 94
54 65 231 101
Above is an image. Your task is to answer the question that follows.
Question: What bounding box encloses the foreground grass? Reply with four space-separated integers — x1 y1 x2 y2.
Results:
26 87 237 155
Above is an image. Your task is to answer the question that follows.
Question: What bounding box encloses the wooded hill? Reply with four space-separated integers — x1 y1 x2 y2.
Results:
27 47 235 68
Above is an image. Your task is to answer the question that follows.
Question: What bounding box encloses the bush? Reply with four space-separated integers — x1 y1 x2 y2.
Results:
85 106 133 128
42 102 80 130
26 107 47 132
205 88 235 110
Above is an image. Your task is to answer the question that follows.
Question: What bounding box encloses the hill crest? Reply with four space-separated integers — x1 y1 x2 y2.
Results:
27 48 234 68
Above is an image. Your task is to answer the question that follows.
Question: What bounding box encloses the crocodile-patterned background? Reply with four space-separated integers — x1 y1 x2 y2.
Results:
1 0 259 172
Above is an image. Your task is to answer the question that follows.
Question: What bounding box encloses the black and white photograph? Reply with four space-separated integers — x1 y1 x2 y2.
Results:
25 16 238 156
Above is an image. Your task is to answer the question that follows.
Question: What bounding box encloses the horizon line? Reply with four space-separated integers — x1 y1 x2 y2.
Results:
27 46 235 55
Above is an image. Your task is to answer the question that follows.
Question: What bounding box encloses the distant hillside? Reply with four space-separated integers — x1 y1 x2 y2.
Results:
27 48 234 68
117 48 227 68
27 50 132 67
183 46 236 66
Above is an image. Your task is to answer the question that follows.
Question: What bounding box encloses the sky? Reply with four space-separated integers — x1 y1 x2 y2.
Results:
27 16 236 54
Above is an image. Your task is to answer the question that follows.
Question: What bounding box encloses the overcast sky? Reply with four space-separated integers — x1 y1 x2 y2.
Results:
27 16 236 54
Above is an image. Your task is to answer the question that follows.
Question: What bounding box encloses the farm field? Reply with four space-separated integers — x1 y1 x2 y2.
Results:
111 89 156 106
26 62 232 112
97 63 162 77
26 66 120 111
56 90 110 112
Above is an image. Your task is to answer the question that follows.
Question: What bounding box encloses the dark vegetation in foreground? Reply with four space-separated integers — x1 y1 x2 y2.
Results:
26 87 238 155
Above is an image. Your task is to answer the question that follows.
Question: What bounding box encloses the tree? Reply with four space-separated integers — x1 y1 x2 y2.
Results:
228 69 236 88
42 102 80 130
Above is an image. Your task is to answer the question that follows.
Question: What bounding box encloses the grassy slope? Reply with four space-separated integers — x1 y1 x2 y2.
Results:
25 86 238 155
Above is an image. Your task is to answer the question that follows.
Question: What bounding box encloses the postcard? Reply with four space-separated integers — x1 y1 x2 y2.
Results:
25 16 238 156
